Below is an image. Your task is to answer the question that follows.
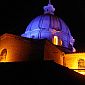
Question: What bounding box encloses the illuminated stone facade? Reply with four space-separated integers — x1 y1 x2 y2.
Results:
0 33 66 62
64 53 85 75
0 33 32 62
0 1 85 75
0 33 85 75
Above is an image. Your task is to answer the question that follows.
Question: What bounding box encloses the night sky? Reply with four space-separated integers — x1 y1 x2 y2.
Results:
0 0 85 52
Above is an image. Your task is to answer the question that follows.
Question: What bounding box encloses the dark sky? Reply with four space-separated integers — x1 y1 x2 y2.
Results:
0 0 85 51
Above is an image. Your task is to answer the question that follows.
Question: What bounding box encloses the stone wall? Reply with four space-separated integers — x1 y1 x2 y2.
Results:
0 34 33 62
44 40 64 65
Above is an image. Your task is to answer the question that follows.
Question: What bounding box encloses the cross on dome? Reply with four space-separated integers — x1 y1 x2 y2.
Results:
49 0 51 4
43 0 55 15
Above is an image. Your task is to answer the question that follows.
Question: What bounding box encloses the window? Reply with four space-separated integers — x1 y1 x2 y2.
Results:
53 36 62 46
78 59 85 72
0 49 7 61
53 36 58 45
31 35 35 38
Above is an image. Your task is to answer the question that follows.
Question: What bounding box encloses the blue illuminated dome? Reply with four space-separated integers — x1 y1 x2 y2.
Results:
21 1 75 51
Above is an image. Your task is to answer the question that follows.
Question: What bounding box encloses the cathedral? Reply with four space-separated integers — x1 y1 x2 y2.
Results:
0 0 85 75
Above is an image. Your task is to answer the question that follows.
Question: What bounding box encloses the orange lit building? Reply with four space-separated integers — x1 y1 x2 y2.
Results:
0 0 85 75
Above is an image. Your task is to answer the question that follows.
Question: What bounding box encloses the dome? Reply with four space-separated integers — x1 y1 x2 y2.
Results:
21 1 75 51
22 14 62 39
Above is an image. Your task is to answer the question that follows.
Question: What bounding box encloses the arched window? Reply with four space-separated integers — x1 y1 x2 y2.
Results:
0 49 7 61
53 36 58 45
53 36 62 46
